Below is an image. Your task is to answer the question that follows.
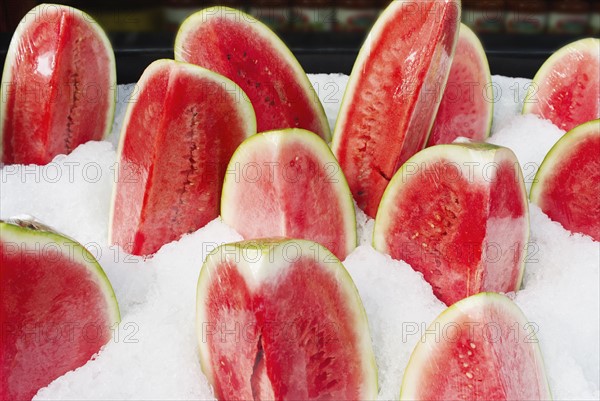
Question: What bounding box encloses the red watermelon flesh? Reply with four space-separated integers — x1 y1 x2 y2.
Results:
523 38 599 132
400 292 552 400
373 143 529 306
175 7 330 141
1 4 115 165
109 59 256 256
220 129 356 261
427 24 493 146
332 0 461 217
196 239 378 400
530 119 600 241
0 219 120 401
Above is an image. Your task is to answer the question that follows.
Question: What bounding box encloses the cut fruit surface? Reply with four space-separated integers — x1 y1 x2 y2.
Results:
0 218 120 401
373 143 529 306
197 238 378 400
530 119 600 241
175 7 330 141
332 0 461 217
109 59 256 256
523 38 600 132
400 292 552 400
1 4 116 165
221 128 356 260
427 23 493 146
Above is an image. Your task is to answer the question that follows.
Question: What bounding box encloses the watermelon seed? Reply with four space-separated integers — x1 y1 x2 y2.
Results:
465 372 474 379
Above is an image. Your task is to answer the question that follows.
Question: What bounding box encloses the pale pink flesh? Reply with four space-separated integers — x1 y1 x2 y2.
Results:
380 153 526 306
527 46 600 132
410 299 550 400
224 135 353 260
202 256 369 400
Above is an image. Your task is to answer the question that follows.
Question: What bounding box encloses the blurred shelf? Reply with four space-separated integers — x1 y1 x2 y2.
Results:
0 32 594 83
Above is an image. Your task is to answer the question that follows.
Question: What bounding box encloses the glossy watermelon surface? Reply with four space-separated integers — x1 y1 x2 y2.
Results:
530 119 600 241
0 220 120 401
332 0 461 217
1 4 115 165
196 239 378 400
109 59 255 256
175 7 330 141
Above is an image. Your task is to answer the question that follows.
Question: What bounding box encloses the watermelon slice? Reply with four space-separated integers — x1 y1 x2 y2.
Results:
1 218 120 401
530 119 600 241
220 128 356 260
523 38 600 132
109 59 256 256
373 143 529 306
174 7 331 142
331 0 461 217
1 4 116 165
427 23 493 146
400 292 552 400
197 238 378 400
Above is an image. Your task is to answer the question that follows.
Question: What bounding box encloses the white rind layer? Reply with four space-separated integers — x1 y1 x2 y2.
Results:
400 292 552 400
174 7 331 143
196 238 378 399
373 142 529 291
523 38 600 115
0 220 121 326
530 119 600 205
221 128 357 258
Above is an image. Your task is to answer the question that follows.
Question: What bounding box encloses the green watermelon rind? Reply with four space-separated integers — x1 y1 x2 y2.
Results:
220 128 357 259
373 142 530 290
107 58 257 249
399 292 552 400
522 38 600 115
331 0 462 155
0 3 117 159
456 23 494 141
0 220 121 326
196 238 378 398
174 7 331 143
530 119 600 205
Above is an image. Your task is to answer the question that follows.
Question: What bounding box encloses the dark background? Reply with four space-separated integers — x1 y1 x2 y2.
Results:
1 1 598 83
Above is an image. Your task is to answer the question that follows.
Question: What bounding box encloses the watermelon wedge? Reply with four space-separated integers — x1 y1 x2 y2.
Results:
523 38 600 132
400 292 552 400
174 7 331 141
530 119 600 241
427 23 493 146
332 0 461 217
109 59 256 256
373 143 529 306
220 128 356 260
197 238 378 400
1 218 120 401
1 4 116 165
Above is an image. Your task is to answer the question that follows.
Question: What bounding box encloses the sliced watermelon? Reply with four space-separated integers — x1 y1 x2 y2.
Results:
197 238 378 400
220 128 356 260
523 38 600 132
1 4 116 165
400 292 552 400
332 0 461 217
1 218 120 401
530 119 600 241
427 23 493 146
109 59 256 256
373 143 529 306
174 7 331 141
